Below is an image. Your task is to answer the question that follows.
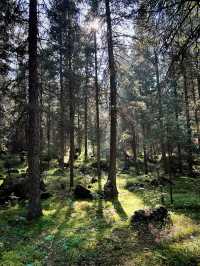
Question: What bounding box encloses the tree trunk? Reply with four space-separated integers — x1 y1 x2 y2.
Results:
94 31 101 179
191 78 200 151
47 90 51 168
171 68 182 173
68 11 74 189
154 50 167 172
166 116 173 204
182 59 193 175
77 103 82 155
59 32 65 169
131 125 139 174
142 124 148 175
39 63 44 156
27 0 42 220
104 0 118 198
84 52 89 162
131 126 137 161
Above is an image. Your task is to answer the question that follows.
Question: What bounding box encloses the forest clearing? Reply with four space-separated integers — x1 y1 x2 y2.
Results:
0 0 200 265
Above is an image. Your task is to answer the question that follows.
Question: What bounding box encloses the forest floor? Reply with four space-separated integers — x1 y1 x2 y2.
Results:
0 158 200 266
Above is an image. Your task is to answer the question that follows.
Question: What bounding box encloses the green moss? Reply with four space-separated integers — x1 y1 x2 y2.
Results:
0 162 200 265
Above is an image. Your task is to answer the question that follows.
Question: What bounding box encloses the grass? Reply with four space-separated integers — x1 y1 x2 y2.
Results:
0 159 200 265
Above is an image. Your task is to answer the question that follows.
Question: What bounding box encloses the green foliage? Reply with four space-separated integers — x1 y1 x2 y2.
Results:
0 164 200 265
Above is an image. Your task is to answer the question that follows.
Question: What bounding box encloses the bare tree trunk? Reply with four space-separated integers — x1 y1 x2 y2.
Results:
131 125 139 174
47 90 51 168
142 124 148 175
182 59 193 175
77 103 82 155
84 53 89 162
59 32 65 169
166 116 173 204
131 126 137 161
39 63 44 156
27 0 42 220
154 50 167 172
191 78 200 150
171 68 182 173
68 12 74 189
104 0 118 198
94 31 101 179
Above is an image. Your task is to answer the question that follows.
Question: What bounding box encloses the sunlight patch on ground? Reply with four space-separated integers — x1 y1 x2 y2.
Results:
170 213 200 241
1 167 200 265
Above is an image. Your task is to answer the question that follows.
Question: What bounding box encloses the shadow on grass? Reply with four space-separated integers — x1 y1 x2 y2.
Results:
111 197 128 221
124 174 200 222
1 171 200 266
94 176 103 220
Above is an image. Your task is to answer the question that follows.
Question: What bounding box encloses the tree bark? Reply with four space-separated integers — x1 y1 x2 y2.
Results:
182 59 193 175
104 0 118 198
131 125 139 174
171 68 182 173
84 51 89 162
27 0 42 220
77 103 82 155
154 50 167 172
59 32 65 169
94 31 101 179
191 78 200 150
142 124 148 175
68 11 74 188
47 89 51 168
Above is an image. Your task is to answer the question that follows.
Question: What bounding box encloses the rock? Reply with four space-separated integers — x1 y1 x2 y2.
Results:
90 160 109 172
0 176 28 202
74 185 93 200
130 207 169 228
131 209 147 225
80 166 91 175
128 183 145 191
41 191 52 199
150 177 174 187
150 206 168 223
0 176 47 205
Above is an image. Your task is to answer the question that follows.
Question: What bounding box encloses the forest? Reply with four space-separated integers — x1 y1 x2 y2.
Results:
0 0 200 265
